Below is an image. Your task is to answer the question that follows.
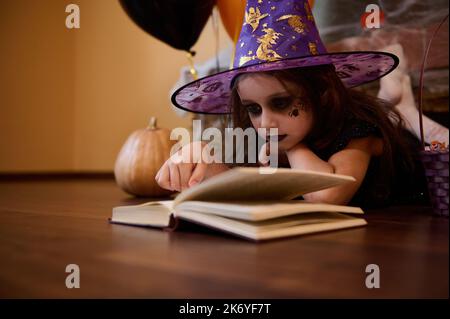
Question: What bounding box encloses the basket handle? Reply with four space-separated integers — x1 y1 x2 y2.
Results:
418 13 449 149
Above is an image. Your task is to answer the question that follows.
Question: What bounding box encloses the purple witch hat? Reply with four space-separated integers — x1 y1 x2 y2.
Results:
171 0 399 114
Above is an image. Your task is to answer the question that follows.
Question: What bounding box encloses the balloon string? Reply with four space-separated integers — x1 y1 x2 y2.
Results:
186 51 198 80
229 11 242 70
229 30 239 69
418 13 448 149
211 7 221 73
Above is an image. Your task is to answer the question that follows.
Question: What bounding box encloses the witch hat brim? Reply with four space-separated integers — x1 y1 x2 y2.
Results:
171 50 399 114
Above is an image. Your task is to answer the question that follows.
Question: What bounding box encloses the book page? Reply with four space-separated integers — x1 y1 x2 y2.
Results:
174 167 355 206
176 200 363 221
111 200 174 227
176 210 367 241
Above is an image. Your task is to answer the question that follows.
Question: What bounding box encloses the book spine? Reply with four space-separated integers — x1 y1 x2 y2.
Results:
162 214 179 232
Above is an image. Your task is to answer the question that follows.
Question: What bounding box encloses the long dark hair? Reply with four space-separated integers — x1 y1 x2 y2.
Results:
230 64 417 202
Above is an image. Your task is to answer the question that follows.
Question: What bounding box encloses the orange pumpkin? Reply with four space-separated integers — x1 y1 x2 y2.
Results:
114 117 175 197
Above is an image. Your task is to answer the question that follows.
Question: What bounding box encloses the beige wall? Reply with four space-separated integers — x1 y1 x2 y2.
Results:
0 0 232 172
0 0 75 171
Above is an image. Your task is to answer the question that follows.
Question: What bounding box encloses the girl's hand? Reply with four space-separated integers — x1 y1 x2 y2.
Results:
258 141 291 167
258 141 271 167
155 141 229 192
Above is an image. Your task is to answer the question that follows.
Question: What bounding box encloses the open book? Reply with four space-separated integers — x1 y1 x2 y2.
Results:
110 167 367 241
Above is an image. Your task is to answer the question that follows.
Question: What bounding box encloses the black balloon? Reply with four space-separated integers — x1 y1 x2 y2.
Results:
119 0 216 53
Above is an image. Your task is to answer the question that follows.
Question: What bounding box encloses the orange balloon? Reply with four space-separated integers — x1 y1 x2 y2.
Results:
218 0 316 43
217 0 246 43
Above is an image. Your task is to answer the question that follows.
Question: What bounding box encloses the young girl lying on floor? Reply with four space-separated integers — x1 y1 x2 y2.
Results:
156 0 428 207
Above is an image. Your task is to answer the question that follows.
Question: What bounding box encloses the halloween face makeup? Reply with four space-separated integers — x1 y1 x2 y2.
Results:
237 73 313 151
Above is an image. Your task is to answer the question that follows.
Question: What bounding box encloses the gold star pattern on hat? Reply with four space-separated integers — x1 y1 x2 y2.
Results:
276 14 308 34
244 7 269 32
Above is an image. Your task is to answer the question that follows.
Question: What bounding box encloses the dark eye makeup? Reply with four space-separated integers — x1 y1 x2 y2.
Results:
243 96 295 116
245 104 262 115
270 96 294 110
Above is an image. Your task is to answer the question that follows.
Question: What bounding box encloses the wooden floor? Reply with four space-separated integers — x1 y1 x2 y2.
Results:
0 176 448 298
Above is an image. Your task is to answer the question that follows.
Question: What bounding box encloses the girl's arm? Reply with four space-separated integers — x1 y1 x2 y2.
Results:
286 136 382 205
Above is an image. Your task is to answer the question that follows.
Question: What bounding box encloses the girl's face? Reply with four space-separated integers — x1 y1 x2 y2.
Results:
237 73 313 151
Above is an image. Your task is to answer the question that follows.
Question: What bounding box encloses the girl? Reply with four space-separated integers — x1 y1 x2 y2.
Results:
156 0 428 207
